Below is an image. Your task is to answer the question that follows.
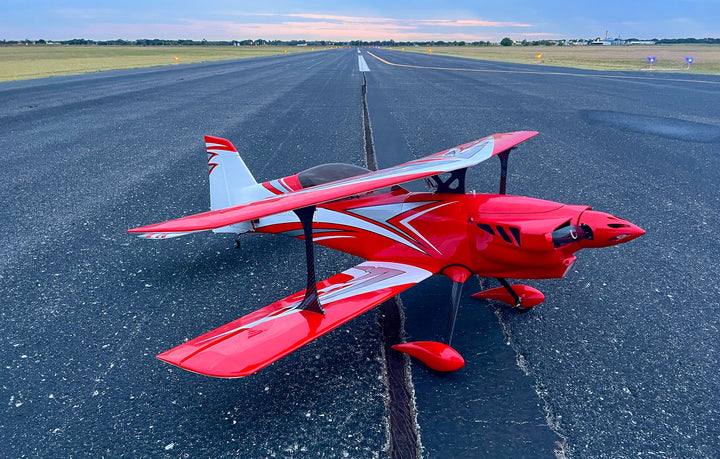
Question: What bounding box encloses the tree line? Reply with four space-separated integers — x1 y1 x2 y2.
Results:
2 37 718 47
501 37 720 46
2 38 493 47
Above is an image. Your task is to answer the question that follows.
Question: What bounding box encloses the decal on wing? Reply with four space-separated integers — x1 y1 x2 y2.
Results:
156 261 434 377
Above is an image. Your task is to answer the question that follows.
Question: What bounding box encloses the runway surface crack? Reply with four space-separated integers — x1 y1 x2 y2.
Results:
491 298 569 459
362 71 421 459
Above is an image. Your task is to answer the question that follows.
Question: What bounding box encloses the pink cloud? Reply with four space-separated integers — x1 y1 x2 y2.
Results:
416 19 533 28
516 32 558 37
81 14 539 42
285 13 398 24
222 18 503 41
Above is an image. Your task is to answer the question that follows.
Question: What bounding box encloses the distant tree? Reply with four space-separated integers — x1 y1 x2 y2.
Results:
500 37 513 46
64 38 95 45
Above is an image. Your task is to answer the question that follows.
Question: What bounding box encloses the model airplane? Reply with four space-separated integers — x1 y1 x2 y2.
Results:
128 131 644 377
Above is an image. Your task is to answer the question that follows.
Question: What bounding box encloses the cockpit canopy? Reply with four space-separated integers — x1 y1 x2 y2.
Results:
298 163 371 188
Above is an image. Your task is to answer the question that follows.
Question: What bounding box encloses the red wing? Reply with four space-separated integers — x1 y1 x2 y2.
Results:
156 261 434 378
128 131 537 237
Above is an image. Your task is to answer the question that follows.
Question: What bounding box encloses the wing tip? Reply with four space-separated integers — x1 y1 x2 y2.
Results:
126 231 192 239
157 350 252 378
491 130 539 155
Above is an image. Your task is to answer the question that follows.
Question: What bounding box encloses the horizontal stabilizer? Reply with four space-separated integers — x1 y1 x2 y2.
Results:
157 261 433 377
128 131 537 236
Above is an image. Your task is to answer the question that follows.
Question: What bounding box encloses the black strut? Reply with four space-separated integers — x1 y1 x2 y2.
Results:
293 206 325 315
444 281 464 346
496 277 521 308
498 149 511 195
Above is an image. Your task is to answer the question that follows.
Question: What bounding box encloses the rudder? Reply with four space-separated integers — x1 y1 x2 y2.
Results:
205 136 259 209
204 135 271 233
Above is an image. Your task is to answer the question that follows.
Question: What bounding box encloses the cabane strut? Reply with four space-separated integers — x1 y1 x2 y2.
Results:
293 206 325 315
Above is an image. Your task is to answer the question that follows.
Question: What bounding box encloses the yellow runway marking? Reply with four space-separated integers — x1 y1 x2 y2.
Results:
366 51 720 85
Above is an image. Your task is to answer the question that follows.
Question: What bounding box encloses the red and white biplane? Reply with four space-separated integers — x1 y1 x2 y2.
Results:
129 131 644 377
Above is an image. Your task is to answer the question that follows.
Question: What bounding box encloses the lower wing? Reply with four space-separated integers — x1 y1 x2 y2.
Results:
157 261 433 377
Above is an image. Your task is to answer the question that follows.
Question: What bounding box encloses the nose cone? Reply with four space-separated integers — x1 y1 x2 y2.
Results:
578 210 645 248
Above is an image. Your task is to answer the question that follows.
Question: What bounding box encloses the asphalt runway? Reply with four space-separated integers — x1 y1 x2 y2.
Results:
2 48 719 457
363 49 720 458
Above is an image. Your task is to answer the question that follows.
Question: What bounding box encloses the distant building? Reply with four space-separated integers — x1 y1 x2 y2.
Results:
589 38 627 46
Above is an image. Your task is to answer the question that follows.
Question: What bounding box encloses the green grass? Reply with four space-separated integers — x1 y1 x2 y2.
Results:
4 44 717 81
401 44 720 75
0 45 321 81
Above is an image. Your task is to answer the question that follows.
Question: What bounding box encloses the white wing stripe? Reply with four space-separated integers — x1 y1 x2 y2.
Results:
197 261 432 344
398 201 457 254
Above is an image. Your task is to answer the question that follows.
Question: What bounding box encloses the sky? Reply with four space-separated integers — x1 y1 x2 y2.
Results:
2 0 719 42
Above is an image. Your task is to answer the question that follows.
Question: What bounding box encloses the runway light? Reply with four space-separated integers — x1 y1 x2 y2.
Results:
685 57 694 69
647 56 656 70
536 54 542 62
428 48 432 53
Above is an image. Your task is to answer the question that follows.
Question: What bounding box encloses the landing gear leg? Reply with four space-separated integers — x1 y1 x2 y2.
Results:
472 280 545 310
444 281 464 346
496 278 521 308
393 278 467 372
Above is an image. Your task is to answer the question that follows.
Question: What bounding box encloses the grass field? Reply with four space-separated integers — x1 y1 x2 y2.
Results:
2 44 718 81
404 44 720 74
0 45 317 81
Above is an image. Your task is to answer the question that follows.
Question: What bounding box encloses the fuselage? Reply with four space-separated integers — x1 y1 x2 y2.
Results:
252 186 643 280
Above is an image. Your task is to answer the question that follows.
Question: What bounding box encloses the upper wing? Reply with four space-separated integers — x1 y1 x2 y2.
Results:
128 131 537 237
156 261 434 377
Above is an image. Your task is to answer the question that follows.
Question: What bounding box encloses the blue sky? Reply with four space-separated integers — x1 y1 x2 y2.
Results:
2 0 718 42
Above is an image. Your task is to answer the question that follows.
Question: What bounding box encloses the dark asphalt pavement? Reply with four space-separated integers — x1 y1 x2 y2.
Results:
2 48 719 458
2 51 383 458
364 49 720 458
